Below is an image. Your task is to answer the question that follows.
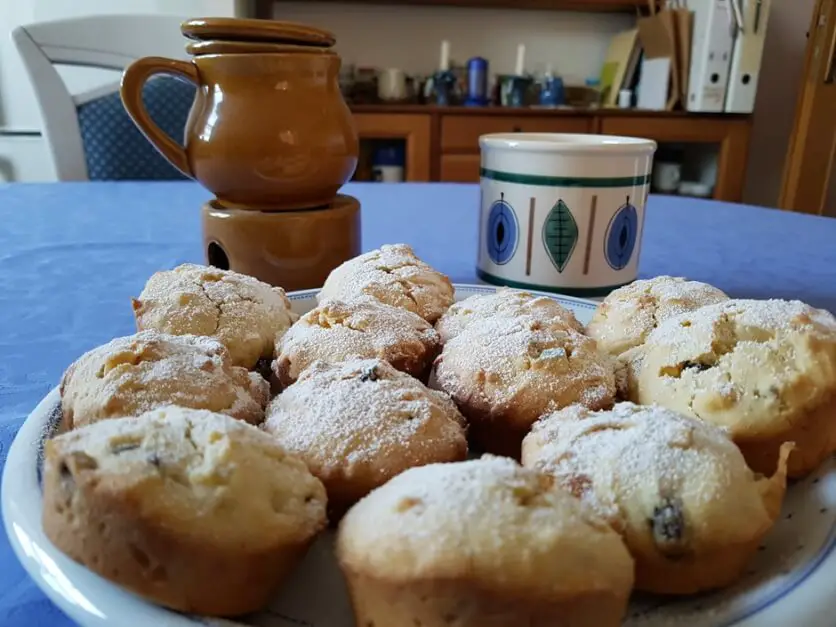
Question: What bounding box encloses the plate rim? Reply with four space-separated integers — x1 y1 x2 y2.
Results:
4 285 836 627
287 283 600 312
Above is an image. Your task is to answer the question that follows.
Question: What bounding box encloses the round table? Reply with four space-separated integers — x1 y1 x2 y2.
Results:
1 181 835 625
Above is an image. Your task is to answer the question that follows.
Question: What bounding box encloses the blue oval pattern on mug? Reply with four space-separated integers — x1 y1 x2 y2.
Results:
605 199 639 271
486 196 519 265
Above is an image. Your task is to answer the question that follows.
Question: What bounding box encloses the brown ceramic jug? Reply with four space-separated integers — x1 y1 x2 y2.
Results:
120 18 358 211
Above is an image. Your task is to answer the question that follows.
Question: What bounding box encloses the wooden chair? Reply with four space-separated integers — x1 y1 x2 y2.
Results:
12 15 195 181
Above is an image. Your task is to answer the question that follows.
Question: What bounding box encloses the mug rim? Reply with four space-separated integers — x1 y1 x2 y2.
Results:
480 133 657 154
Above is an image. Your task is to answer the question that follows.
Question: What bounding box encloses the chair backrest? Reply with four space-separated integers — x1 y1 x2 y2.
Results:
12 15 193 181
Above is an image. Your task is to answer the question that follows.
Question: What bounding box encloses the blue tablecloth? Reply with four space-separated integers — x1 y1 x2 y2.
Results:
1 181 835 626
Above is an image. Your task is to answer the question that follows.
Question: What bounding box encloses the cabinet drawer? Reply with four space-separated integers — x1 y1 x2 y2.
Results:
441 115 591 153
440 154 481 183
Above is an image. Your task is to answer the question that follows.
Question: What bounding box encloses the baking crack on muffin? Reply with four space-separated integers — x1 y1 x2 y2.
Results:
318 244 455 323
133 263 298 369
60 331 269 429
636 299 836 477
274 299 440 387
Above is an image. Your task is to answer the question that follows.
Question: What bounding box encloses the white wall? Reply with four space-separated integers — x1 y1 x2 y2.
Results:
271 3 632 83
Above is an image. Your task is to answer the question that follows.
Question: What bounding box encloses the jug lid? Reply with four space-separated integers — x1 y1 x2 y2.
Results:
181 17 336 48
185 39 337 56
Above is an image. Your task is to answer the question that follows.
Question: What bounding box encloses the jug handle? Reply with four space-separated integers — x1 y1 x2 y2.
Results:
120 57 198 178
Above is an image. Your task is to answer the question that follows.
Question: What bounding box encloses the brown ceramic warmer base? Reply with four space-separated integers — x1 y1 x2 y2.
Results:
202 194 361 291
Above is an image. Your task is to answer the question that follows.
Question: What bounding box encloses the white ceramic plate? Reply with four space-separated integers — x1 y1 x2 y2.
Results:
3 284 836 627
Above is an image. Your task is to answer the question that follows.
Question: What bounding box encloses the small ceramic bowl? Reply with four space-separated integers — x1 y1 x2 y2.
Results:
477 132 657 297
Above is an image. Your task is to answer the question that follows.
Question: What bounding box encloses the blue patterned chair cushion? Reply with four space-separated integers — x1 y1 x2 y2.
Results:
77 75 196 181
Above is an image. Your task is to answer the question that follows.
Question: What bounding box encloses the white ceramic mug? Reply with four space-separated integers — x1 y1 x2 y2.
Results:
653 161 682 193
378 68 407 101
477 133 656 296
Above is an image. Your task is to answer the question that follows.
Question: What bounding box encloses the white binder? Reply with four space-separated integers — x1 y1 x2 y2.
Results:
725 0 772 113
686 0 736 112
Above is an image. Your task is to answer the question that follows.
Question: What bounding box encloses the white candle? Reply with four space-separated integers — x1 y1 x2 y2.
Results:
439 40 450 72
515 43 526 76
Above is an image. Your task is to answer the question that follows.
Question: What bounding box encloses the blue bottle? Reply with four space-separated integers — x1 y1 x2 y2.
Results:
465 57 489 106
539 71 565 107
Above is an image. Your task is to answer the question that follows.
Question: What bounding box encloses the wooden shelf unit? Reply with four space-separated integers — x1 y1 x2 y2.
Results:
261 0 651 15
350 106 753 202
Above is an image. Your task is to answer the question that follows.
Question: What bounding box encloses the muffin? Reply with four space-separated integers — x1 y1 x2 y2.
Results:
318 243 454 323
522 403 791 594
586 276 728 356
433 317 615 457
586 277 728 400
337 456 633 627
263 358 467 516
636 299 836 477
60 331 269 429
42 406 327 616
274 298 440 388
132 263 298 369
435 287 583 343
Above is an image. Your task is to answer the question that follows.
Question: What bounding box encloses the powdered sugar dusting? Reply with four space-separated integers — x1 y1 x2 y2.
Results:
264 359 466 471
338 455 632 591
524 402 780 546
48 405 327 542
61 330 268 427
587 276 729 356
134 263 298 368
318 244 454 323
634 299 836 436
275 298 439 383
436 287 583 343
434 316 615 426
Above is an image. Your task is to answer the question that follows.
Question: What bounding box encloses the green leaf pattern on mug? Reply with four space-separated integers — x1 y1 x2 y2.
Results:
542 199 578 273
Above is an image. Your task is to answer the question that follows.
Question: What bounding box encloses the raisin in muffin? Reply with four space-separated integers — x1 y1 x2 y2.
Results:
274 299 440 388
263 359 467 517
522 403 790 594
318 244 454 323
435 287 583 344
636 298 836 477
132 263 298 370
586 277 728 400
337 456 633 627
433 317 615 457
42 406 327 616
60 331 269 429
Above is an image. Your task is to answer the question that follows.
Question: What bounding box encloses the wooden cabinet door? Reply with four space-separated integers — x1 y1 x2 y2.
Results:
441 115 590 153
440 154 481 182
600 116 751 202
780 0 836 214
352 113 432 181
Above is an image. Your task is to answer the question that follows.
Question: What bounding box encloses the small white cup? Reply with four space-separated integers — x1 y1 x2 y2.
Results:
378 68 407 101
477 133 657 296
653 161 682 193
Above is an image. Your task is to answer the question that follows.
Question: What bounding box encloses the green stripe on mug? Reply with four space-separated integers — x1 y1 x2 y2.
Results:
480 168 651 188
